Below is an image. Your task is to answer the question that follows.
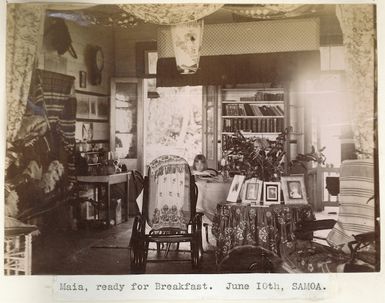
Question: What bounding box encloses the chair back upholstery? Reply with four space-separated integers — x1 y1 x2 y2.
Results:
143 155 195 231
327 159 375 252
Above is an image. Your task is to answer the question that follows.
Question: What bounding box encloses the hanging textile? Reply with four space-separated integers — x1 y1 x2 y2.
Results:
336 4 376 157
6 4 44 143
118 3 223 25
36 70 78 185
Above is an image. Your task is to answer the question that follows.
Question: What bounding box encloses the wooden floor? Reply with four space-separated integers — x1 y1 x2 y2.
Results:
31 208 338 275
32 218 217 275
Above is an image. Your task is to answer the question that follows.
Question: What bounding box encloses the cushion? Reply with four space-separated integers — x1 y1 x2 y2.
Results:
326 159 375 252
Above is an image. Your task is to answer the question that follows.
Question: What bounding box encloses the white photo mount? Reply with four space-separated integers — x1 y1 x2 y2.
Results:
263 181 281 205
226 175 246 202
241 178 263 204
281 175 308 205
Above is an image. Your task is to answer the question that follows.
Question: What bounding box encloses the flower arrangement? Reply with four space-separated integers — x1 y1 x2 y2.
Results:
289 145 326 172
223 128 290 181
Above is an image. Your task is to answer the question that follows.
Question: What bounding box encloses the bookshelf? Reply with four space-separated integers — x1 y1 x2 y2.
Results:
219 86 288 155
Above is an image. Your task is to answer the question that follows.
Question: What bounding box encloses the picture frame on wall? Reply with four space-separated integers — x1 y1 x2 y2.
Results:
241 178 263 204
135 41 157 78
263 182 281 205
226 175 246 203
76 91 110 121
144 50 158 75
76 95 90 119
281 175 308 204
79 71 87 88
96 96 109 120
89 98 97 118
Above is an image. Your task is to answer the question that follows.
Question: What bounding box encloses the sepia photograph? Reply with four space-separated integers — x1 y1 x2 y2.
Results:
226 174 246 202
263 182 281 204
241 178 263 203
281 175 308 204
1 1 383 302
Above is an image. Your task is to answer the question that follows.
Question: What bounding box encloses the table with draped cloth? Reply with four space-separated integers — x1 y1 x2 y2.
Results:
212 202 315 265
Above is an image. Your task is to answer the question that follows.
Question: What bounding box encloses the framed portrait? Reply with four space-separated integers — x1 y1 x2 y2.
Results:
79 71 87 88
226 175 246 203
281 175 308 204
263 182 281 205
241 178 263 204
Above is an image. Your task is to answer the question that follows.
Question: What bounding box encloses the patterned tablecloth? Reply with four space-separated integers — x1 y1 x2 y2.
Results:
212 203 315 265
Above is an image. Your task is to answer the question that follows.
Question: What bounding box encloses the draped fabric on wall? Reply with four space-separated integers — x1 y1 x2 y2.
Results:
118 4 223 25
6 4 44 143
336 5 376 158
36 70 78 184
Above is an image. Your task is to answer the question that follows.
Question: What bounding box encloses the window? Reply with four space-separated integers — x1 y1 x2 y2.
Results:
144 79 203 166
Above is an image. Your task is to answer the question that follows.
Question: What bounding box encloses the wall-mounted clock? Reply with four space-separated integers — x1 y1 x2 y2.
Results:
85 44 104 85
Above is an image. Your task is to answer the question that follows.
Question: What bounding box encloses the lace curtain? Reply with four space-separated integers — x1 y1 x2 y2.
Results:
117 4 323 25
6 4 45 143
224 4 319 20
118 4 223 25
336 5 376 157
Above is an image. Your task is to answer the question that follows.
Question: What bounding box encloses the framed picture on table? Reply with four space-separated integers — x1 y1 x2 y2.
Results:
241 178 263 204
281 175 307 204
263 182 281 205
226 175 245 202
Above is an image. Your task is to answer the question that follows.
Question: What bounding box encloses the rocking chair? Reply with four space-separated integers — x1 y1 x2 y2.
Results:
129 155 203 273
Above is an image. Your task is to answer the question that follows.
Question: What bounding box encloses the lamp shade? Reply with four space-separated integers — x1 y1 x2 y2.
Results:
171 20 204 74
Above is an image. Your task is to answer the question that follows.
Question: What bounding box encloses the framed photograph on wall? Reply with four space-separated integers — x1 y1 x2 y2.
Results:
79 71 87 88
96 96 109 120
89 98 97 119
76 95 90 119
144 50 158 75
241 178 263 204
226 175 246 203
135 41 157 78
263 182 281 205
281 175 308 204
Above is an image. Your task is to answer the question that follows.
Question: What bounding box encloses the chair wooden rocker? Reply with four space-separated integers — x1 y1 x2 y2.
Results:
129 155 203 273
280 159 378 273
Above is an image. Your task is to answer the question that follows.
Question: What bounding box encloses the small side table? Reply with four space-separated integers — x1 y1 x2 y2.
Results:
4 217 38 275
77 172 132 227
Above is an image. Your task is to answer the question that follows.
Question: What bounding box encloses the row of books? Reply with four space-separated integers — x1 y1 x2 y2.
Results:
223 118 285 133
223 104 284 116
238 92 284 101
